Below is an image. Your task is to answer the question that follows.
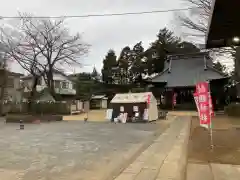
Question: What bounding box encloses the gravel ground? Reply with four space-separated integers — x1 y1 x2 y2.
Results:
0 121 166 180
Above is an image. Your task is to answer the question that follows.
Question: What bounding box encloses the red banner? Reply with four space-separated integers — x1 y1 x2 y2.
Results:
198 92 211 125
209 93 214 117
173 93 177 106
196 82 209 94
193 92 200 116
194 82 212 128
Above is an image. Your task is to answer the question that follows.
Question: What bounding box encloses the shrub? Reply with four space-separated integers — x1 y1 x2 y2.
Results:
225 103 240 117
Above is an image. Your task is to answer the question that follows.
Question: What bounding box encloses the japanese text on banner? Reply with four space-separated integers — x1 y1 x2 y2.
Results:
198 92 211 125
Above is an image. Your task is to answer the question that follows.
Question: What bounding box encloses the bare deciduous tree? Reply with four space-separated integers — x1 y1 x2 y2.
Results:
1 14 89 101
176 0 211 38
177 0 240 97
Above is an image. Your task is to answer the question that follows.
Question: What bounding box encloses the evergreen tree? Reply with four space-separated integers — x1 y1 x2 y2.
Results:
145 28 200 74
118 46 131 70
91 66 99 80
130 42 145 82
151 28 180 73
117 46 132 84
101 49 117 84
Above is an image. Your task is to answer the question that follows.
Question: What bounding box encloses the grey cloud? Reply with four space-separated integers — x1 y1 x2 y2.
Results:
0 0 183 73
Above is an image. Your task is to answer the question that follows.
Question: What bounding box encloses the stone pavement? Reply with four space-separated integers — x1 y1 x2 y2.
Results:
113 117 191 180
0 121 169 180
63 110 106 122
186 163 240 180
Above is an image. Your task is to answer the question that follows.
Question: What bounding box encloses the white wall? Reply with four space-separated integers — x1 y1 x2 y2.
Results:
23 73 76 94
1 75 22 101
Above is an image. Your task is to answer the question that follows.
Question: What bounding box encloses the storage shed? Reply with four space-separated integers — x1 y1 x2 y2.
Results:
110 92 158 122
90 95 108 109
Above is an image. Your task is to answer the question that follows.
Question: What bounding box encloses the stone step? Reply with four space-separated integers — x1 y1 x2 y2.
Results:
186 163 213 180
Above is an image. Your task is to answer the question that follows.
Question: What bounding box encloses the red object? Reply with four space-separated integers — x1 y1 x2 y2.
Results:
147 94 151 104
195 82 209 94
209 93 214 117
195 82 212 128
198 92 211 125
173 93 177 106
193 93 200 116
33 119 41 124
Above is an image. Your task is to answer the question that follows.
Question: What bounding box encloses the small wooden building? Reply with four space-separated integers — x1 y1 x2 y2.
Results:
110 92 158 122
90 95 108 109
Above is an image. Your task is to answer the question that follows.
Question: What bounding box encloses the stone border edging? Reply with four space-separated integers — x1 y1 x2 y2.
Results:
101 119 174 180
176 117 191 180
156 117 191 180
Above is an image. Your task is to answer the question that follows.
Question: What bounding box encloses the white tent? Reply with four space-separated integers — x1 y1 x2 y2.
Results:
110 92 158 122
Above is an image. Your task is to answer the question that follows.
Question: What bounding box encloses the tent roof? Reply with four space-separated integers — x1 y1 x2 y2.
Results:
148 53 227 87
111 92 155 104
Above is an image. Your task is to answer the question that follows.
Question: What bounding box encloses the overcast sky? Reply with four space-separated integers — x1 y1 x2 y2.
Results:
2 0 232 74
0 0 194 74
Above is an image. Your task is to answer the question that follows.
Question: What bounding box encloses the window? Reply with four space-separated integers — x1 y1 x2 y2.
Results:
7 77 14 88
37 78 42 85
54 80 61 88
72 83 76 90
62 81 69 89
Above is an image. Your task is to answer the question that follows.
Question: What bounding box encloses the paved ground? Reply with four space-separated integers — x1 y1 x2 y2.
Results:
0 120 169 180
187 163 240 180
63 110 106 122
186 115 240 180
114 116 190 180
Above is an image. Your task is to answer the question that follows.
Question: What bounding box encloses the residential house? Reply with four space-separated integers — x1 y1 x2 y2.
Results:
0 68 23 102
21 70 76 101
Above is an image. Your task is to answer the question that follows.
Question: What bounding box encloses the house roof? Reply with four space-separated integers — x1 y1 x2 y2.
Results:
91 95 107 100
0 68 24 77
149 52 227 87
21 69 72 81
111 92 156 103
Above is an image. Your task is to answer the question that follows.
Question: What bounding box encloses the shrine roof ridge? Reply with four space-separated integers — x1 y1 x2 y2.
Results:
167 52 209 60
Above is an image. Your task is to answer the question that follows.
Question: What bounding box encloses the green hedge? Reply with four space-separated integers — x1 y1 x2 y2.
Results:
225 103 240 117
8 102 71 115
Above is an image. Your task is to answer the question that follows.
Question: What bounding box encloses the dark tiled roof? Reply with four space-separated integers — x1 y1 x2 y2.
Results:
21 69 72 81
0 68 24 76
150 53 226 87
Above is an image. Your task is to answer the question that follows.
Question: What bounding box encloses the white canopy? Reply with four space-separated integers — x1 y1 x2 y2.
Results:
111 92 156 104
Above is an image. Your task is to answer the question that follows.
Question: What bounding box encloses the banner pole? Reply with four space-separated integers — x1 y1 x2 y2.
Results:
208 81 214 150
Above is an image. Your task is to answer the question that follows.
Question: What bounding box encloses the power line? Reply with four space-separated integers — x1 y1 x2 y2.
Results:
0 7 196 19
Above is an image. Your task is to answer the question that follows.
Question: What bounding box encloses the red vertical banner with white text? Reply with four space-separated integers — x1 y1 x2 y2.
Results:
195 82 211 128
209 93 214 117
193 92 200 117
172 93 177 107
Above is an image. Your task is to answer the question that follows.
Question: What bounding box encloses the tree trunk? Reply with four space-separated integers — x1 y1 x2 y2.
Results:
46 71 58 100
28 76 39 112
0 69 7 115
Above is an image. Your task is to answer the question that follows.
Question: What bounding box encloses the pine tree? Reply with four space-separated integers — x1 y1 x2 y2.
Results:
145 28 200 74
91 66 99 80
101 49 117 84
130 42 145 82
